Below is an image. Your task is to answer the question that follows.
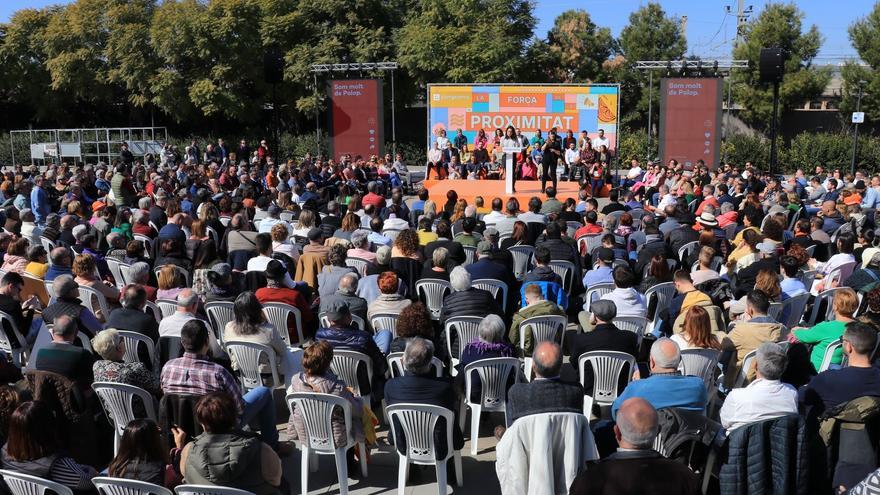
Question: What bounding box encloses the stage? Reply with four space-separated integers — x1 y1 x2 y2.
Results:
421 178 586 206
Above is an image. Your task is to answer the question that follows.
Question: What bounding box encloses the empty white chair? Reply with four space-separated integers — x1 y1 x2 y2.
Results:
0 470 73 495
92 382 158 454
262 302 303 346
174 485 254 495
462 357 520 455
611 316 648 347
819 339 844 372
93 477 173 495
78 285 111 319
224 341 283 391
205 301 235 345
386 403 463 495
345 257 369 277
518 315 567 381
415 279 452 321
548 260 578 295
443 316 483 375
508 245 535 281
155 299 177 318
678 348 720 390
0 311 28 368
286 392 367 495
330 350 373 407
578 351 636 406
116 330 156 369
472 279 509 313
387 352 444 378
370 313 400 338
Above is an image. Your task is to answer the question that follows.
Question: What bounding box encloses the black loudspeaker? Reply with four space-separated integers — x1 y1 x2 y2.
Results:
759 47 785 83
263 48 284 84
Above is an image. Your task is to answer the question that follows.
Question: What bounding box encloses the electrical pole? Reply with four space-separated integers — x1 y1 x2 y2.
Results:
852 80 867 176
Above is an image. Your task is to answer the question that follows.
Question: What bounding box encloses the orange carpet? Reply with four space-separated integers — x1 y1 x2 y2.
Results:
422 178 587 205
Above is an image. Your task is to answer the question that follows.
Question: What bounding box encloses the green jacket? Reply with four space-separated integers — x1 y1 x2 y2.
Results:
508 299 567 356
111 173 137 207
185 432 280 495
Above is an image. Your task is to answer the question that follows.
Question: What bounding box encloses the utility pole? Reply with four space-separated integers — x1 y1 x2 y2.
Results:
680 16 688 41
733 0 753 49
852 80 867 176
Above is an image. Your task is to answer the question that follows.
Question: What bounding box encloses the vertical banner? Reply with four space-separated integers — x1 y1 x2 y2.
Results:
328 79 383 160
659 78 723 169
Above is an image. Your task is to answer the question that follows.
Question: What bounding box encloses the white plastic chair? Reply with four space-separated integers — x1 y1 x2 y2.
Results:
678 348 720 390
330 349 373 407
462 245 476 266
775 292 811 328
578 351 636 406
443 316 483 375
415 279 451 321
39 237 57 252
345 257 369 277
106 259 130 288
92 382 158 454
225 340 283 391
76 331 93 352
548 260 578 295
732 349 758 389
644 282 676 327
142 301 162 323
462 357 520 454
174 485 254 495
612 316 648 347
205 301 235 345
804 287 849 327
93 477 173 495
0 311 29 368
116 330 156 369
286 392 367 495
153 265 192 287
133 234 153 258
819 339 844 372
262 302 303 346
78 285 111 319
119 263 133 285
383 228 404 241
206 226 220 245
519 315 567 381
508 245 535 281
0 470 73 495
370 313 400 338
155 299 178 319
387 352 444 378
583 283 615 313
385 403 463 494
827 261 857 288
219 216 232 227
678 240 700 263
318 313 367 332
44 280 56 300
472 278 509 313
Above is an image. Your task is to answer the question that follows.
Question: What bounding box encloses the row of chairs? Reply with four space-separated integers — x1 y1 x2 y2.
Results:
1 471 256 495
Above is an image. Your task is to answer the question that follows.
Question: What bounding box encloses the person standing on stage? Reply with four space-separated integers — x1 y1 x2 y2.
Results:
501 126 521 192
541 130 562 194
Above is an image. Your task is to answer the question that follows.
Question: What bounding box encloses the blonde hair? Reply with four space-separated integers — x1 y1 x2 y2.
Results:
833 288 860 318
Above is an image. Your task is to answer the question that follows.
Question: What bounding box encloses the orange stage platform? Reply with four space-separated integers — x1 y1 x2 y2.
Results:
422 178 591 205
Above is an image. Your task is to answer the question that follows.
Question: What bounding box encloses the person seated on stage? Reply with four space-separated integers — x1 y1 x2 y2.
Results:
472 141 491 175
520 155 538 181
426 144 447 180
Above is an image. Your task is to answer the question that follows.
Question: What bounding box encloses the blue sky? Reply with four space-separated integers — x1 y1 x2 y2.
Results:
0 0 870 61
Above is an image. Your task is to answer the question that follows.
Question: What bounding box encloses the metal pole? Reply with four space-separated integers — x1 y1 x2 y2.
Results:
647 70 653 162
769 81 780 175
391 69 397 159
314 73 320 157
852 83 865 176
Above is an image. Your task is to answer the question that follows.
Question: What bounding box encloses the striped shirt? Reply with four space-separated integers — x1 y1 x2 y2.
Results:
160 352 243 413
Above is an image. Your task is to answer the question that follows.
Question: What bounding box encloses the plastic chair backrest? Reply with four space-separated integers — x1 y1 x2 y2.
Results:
444 316 483 363
262 302 303 346
518 315 567 352
645 282 677 323
415 279 451 320
345 257 369 277
472 278 509 312
387 352 444 378
93 476 173 495
225 340 282 389
733 349 758 388
819 339 843 372
678 241 700 262
142 301 162 323
154 265 192 287
106 259 129 288
578 351 636 406
174 485 255 495
156 299 178 319
116 330 156 368
119 263 133 284
133 235 153 258
678 348 720 389
157 336 183 365
40 237 56 252
508 245 535 281
78 285 111 318
463 357 520 411
0 311 27 367
285 392 354 453
583 283 616 313
385 403 456 463
778 292 810 329
205 301 235 345
329 349 372 398
611 316 648 346
44 280 56 300
462 246 476 266
805 287 849 326
548 260 577 295
0 470 73 495
92 382 158 437
370 313 400 338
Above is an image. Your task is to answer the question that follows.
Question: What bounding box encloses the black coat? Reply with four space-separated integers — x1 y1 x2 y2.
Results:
506 378 584 423
569 450 700 495
734 256 780 298
423 239 466 266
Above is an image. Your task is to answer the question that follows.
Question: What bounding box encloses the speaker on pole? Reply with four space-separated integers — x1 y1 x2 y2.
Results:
263 47 284 85
759 47 785 83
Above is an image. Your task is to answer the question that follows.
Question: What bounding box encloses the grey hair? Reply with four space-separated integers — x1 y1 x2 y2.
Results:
375 246 391 265
52 314 78 339
129 262 151 284
403 337 434 374
591 299 617 322
138 197 152 210
450 266 471 292
616 399 660 448
650 338 681 369
478 314 505 344
432 247 448 268
720 202 734 214
756 342 788 381
338 273 359 295
72 224 89 242
350 229 369 249
176 288 199 308
91 328 122 360
464 205 477 218
53 274 79 299
702 204 716 215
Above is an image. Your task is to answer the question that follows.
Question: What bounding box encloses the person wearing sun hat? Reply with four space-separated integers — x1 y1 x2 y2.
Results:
696 211 719 229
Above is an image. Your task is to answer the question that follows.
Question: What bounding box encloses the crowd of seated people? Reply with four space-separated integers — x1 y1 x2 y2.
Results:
0 150 879 494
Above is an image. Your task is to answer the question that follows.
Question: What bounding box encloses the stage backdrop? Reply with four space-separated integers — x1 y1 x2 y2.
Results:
328 79 383 159
659 78 723 169
427 84 619 151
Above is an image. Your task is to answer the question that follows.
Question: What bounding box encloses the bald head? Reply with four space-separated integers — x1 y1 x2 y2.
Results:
821 200 837 215
49 247 71 267
532 341 562 379
614 398 659 449
650 337 681 371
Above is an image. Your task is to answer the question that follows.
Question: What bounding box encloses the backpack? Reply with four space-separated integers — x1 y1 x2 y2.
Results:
656 407 725 468
696 278 735 308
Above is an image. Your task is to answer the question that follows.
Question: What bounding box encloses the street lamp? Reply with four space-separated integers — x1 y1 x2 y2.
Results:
852 80 868 176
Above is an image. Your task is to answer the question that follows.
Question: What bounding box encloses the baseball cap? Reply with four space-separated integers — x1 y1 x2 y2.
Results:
597 247 614 264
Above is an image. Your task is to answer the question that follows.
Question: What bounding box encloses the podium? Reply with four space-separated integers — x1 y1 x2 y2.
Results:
502 146 521 194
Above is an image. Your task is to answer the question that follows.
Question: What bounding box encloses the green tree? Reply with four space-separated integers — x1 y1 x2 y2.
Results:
731 3 831 130
541 10 613 83
615 3 687 128
396 0 535 85
105 0 159 108
841 2 880 123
